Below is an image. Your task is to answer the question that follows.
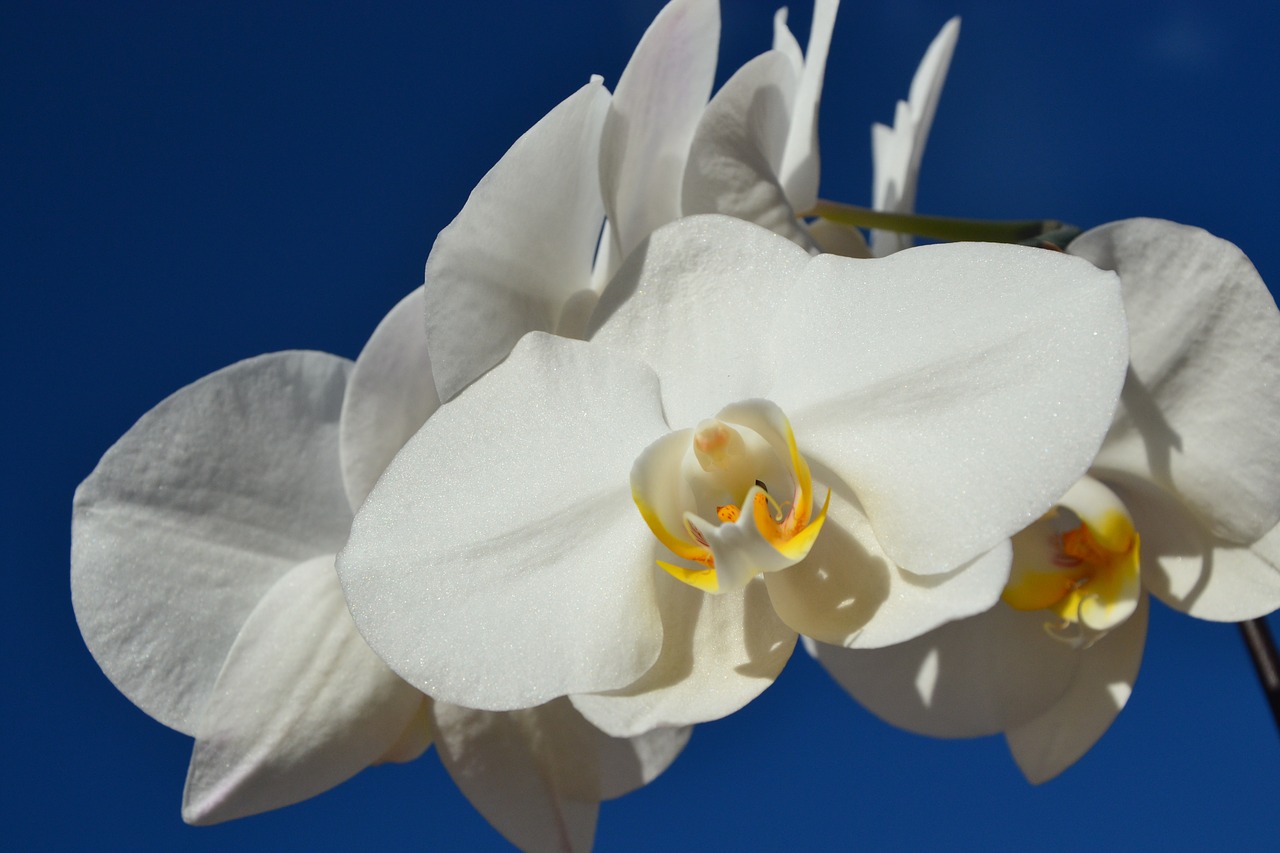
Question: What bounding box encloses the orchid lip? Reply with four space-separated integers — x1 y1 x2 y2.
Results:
631 399 829 594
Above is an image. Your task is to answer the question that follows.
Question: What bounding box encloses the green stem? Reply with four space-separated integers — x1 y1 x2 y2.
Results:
805 198 1069 245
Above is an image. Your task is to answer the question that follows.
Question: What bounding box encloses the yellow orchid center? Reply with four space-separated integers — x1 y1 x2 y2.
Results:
1003 476 1142 647
630 400 830 594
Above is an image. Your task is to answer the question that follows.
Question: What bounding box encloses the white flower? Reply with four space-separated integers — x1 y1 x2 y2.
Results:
337 214 1130 739
808 218 1280 783
71 290 688 850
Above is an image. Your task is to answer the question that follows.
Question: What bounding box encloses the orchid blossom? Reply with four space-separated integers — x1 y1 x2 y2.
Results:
808 218 1280 783
424 0 959 404
71 289 689 851
337 214 1129 740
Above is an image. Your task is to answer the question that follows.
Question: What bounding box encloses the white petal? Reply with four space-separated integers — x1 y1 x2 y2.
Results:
600 0 719 268
1107 476 1280 621
339 287 441 510
431 699 690 853
764 485 1010 648
570 572 796 737
424 78 610 402
806 217 871 258
593 218 1128 577
182 555 427 824
1006 593 1149 784
777 0 839 213
71 352 354 734
771 7 804 73
681 51 815 248
338 334 668 710
807 601 1080 739
1077 218 1280 543
870 17 959 256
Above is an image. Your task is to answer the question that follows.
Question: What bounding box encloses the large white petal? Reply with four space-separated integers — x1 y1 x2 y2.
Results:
777 0 838 213
1005 593 1149 784
1106 476 1280 621
71 351 354 734
338 334 668 710
764 483 1010 648
182 555 428 825
424 78 610 402
1077 218 1280 543
599 0 719 270
592 217 1127 576
870 17 959 256
431 700 690 853
808 601 1080 739
681 51 814 248
339 287 441 510
570 572 796 737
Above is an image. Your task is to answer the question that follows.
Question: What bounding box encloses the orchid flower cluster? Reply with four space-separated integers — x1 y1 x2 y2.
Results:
71 1 1280 851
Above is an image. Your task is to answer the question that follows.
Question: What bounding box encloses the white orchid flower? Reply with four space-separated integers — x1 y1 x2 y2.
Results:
337 214 1130 740
71 290 689 851
809 218 1280 783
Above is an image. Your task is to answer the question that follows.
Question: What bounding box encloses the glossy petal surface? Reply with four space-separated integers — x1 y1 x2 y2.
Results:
183 556 427 824
72 352 354 734
339 334 668 710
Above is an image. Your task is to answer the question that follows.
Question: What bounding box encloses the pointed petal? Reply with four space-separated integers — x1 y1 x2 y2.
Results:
71 352 354 734
339 288 441 510
1108 476 1280 621
870 17 959 256
182 555 427 824
771 7 804 73
593 217 1128 577
431 699 689 853
1077 218 1280 544
424 78 610 402
808 601 1080 739
571 573 796 737
777 0 839 212
681 51 815 248
764 486 1010 648
1006 593 1149 783
600 0 719 267
338 334 668 710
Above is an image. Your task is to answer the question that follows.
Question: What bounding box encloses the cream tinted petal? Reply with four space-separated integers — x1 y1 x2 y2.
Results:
424 78 610 402
681 51 814 248
870 17 959 256
1006 593 1149 784
182 555 427 825
432 699 690 853
571 573 796 737
806 217 871 259
777 0 838 213
71 351 354 734
339 287 440 510
808 601 1079 739
764 484 1010 648
600 0 719 267
338 334 668 710
1076 218 1280 543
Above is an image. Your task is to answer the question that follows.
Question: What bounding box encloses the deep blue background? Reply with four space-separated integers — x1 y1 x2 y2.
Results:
6 1 1279 849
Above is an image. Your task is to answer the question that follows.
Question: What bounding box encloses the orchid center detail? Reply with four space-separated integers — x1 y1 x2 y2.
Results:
630 399 829 594
1003 477 1141 648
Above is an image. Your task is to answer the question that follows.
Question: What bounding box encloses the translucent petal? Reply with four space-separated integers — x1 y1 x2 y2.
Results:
777 0 839 213
182 555 427 824
71 351 353 734
570 573 796 736
431 699 690 853
1006 593 1149 784
339 287 440 510
338 334 669 710
807 600 1080 738
424 78 610 402
1077 218 1280 544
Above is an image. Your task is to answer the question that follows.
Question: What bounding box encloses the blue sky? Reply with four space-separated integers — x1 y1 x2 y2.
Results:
6 0 1279 849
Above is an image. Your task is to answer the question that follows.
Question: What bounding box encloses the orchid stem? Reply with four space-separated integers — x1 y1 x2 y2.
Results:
806 199 1076 246
1238 618 1280 735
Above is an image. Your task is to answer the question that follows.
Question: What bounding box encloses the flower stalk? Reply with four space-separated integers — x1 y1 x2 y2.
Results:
806 198 1075 246
1238 618 1280 734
